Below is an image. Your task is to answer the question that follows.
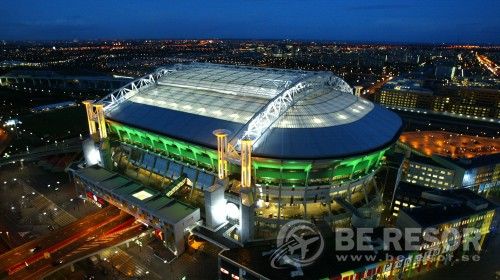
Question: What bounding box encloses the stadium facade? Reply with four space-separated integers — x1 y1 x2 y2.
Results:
71 63 402 254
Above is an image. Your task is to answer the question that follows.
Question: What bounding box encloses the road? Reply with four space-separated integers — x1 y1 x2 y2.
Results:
0 207 120 272
0 205 145 280
365 75 393 95
0 163 152 279
476 53 500 76
11 218 144 280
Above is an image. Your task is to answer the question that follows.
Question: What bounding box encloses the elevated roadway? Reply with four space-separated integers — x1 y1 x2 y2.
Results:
0 137 82 167
0 206 146 280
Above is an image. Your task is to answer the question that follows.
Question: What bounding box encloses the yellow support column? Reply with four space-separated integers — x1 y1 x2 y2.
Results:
240 137 253 188
94 104 107 139
213 129 230 179
82 100 97 136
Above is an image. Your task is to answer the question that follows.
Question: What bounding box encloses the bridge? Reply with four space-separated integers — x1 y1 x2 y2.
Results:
0 138 82 167
0 71 132 92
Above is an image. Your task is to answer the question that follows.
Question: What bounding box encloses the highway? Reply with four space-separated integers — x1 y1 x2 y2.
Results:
0 207 120 272
476 53 500 76
365 75 393 95
11 218 144 280
0 205 145 279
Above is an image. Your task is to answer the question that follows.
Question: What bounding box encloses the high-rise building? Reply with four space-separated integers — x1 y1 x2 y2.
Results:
375 78 500 121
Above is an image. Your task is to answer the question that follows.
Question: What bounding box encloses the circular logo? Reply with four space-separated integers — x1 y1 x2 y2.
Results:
270 220 324 269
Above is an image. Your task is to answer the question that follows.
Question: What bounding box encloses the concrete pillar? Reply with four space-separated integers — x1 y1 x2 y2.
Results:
361 181 369 204
302 186 308 219
239 188 254 243
204 179 227 230
346 184 352 203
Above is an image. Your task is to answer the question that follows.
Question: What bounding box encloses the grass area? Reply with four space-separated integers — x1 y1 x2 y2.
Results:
3 106 88 154
21 106 87 138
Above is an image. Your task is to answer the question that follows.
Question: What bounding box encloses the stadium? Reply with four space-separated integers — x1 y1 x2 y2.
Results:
72 63 402 253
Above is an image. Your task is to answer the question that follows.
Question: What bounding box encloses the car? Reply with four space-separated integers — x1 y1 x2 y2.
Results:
52 259 64 266
29 246 42 253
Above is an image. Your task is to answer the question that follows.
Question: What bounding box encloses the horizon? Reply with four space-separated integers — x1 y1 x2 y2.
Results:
2 38 499 47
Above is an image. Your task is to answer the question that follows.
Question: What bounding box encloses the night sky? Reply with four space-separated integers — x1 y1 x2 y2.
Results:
1 0 499 44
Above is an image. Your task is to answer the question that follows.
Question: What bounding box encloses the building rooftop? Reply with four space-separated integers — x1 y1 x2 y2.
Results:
76 165 198 225
399 131 500 159
396 182 498 227
395 181 435 199
401 203 497 228
104 63 402 159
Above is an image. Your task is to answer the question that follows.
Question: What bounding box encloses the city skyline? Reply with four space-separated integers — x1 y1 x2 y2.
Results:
1 0 499 44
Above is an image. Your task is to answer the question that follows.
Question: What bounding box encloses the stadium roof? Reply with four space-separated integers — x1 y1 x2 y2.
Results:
103 63 402 160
